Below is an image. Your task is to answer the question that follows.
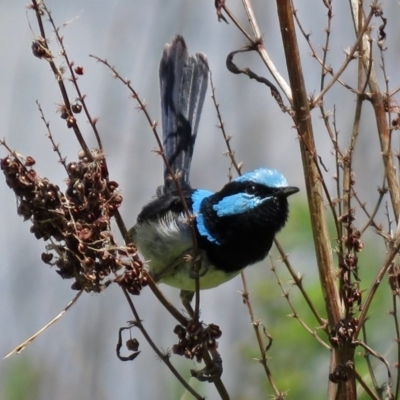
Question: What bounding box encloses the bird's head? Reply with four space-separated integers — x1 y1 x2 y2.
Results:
195 168 299 244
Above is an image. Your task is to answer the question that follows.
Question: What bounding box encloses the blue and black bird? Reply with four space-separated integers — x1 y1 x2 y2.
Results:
131 36 298 306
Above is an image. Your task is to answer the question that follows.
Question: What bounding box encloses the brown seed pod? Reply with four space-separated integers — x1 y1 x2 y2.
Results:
72 103 82 114
74 66 84 75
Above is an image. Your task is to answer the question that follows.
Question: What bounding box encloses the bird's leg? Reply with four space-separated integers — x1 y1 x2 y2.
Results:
150 251 188 282
180 289 195 318
188 251 208 279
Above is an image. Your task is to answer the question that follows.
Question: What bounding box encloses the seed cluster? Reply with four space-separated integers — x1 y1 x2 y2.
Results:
1 150 146 294
329 317 358 348
172 321 222 362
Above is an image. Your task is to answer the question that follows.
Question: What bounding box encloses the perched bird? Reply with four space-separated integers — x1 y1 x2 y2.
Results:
131 36 298 306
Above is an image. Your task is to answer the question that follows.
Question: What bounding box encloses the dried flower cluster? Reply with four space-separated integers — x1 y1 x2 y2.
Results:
1 150 147 294
329 317 358 348
172 321 222 362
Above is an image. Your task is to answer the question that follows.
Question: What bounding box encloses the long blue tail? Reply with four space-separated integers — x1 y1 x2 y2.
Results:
159 36 209 192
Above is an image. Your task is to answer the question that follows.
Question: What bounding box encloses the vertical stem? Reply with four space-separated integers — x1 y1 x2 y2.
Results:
275 1 341 326
349 0 400 223
275 1 356 399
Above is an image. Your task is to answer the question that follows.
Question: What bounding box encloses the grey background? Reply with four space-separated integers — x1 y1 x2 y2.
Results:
1 1 399 399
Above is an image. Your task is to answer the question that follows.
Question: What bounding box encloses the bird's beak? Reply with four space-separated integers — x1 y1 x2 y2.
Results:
276 186 299 197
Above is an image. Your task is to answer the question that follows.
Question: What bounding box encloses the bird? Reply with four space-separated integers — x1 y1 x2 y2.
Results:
130 36 299 308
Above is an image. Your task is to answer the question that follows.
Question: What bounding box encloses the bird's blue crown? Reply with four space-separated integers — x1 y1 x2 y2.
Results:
234 168 288 187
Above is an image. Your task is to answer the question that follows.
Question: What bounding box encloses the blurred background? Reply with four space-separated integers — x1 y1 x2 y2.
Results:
1 1 399 399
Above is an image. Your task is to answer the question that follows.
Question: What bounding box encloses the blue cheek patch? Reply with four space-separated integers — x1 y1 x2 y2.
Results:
191 189 220 244
213 193 268 217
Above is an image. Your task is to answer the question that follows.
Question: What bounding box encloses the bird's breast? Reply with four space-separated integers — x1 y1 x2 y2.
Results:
132 213 242 291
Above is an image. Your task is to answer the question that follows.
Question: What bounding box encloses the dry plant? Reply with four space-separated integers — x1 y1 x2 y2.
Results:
3 1 400 399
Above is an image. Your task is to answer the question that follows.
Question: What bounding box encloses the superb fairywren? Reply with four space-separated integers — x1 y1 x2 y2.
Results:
130 36 298 305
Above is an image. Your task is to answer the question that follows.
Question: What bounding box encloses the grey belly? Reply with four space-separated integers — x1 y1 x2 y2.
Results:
132 219 242 291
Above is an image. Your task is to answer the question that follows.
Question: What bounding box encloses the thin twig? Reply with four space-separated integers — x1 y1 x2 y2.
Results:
89 55 201 319
391 294 400 399
4 290 83 358
120 287 205 400
271 259 331 350
313 7 375 106
354 369 381 400
239 273 283 397
361 323 380 395
30 0 92 159
222 2 292 101
273 239 327 329
36 100 69 173
209 72 242 177
354 339 393 396
293 7 358 97
41 2 104 151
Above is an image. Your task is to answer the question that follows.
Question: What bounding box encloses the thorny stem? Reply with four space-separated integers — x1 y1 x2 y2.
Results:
220 5 253 42
349 0 400 223
293 9 358 95
41 2 104 152
313 7 375 106
120 287 204 400
392 295 400 399
320 108 344 246
354 370 380 400
209 73 242 178
222 2 292 101
274 239 326 329
353 181 386 233
356 230 400 338
240 272 282 397
275 2 355 398
275 0 340 326
316 3 345 255
89 55 231 397
360 324 380 396
88 57 196 239
36 101 68 174
319 0 333 96
30 0 91 160
27 3 221 397
211 68 282 395
354 339 393 395
271 259 330 350
88 55 203 320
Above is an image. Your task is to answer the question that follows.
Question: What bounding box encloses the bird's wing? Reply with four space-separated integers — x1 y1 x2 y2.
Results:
136 189 195 223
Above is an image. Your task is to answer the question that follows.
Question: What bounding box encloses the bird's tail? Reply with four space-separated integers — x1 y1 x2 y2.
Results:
159 35 209 192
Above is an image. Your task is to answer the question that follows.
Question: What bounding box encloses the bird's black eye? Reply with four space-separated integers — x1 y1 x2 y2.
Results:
245 184 257 195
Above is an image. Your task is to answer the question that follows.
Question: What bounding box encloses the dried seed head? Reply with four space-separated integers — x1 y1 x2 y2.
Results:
72 103 82 114
1 149 137 294
126 338 139 352
25 156 36 167
66 116 75 128
74 66 84 75
41 252 54 264
329 318 358 347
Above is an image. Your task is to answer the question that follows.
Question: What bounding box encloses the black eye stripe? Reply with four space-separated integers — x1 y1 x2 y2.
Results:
245 184 257 195
218 180 281 199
